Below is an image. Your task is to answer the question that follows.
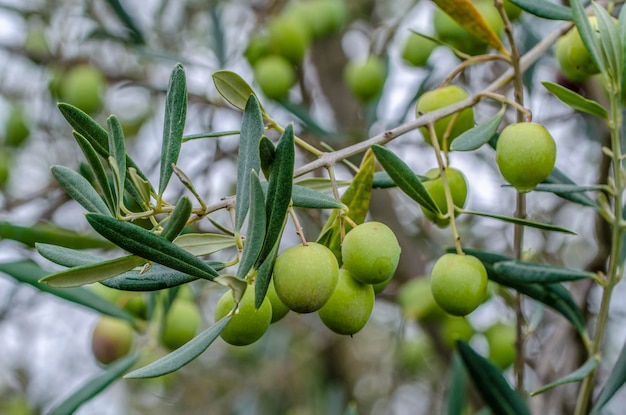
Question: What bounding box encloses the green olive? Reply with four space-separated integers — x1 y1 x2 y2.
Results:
420 167 468 227
91 316 133 365
214 285 272 346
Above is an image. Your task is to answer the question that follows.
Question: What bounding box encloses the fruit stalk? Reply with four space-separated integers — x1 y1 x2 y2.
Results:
574 81 625 415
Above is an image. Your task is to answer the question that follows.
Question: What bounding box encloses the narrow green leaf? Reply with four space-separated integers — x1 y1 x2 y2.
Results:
255 124 294 268
452 248 587 335
237 171 266 280
173 233 236 256
507 0 571 20
160 196 192 241
51 165 112 216
125 316 231 378
183 130 240 142
317 151 375 262
591 339 626 414
571 0 605 75
463 210 576 234
291 185 346 209
618 205 626 266
159 63 187 196
48 352 141 415
255 229 283 310
593 3 622 85
447 352 467 415
235 95 264 231
86 213 219 280
451 108 504 151
101 262 225 291
37 243 103 267
533 183 606 193
107 115 127 214
295 178 351 192
128 167 151 206
544 168 598 208
493 260 597 284
371 144 440 214
40 255 146 288
73 131 116 213
619 5 626 95
0 221 112 249
212 70 259 111
457 341 532 415
103 0 144 44
259 135 275 179
542 81 608 119
0 260 136 323
531 355 599 396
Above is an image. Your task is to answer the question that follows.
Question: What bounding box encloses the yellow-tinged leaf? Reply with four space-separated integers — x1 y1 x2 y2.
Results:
432 0 508 54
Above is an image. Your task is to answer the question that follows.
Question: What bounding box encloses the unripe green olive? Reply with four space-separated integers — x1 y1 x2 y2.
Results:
60 64 106 114
555 32 590 82
341 221 401 285
285 0 348 39
440 315 475 348
567 17 601 76
416 85 474 151
397 277 445 322
420 167 468 227
91 316 133 365
344 56 386 102
503 0 523 21
401 33 437 67
430 253 488 316
214 285 272 346
160 300 201 350
253 55 296 100
318 269 375 335
485 322 516 369
245 35 270 66
267 280 289 323
4 106 30 148
273 242 339 313
495 122 556 192
0 150 10 188
267 15 310 64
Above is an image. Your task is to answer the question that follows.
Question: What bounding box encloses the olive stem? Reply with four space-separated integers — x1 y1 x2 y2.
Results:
289 206 308 246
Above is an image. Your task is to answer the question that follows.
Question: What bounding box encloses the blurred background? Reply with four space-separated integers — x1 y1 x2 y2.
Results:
0 0 622 414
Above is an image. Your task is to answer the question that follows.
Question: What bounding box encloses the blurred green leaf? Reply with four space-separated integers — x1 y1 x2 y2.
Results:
0 261 136 323
457 341 531 415
103 0 144 44
291 185 345 209
86 213 219 280
447 352 467 415
531 355 599 396
571 0 605 75
125 316 231 378
451 108 504 151
235 95 264 232
542 81 608 119
295 178 350 192
507 0 572 20
544 168 598 208
48 352 141 415
101 262 224 291
533 183 605 193
237 171 266 280
160 196 192 241
40 255 146 288
277 100 332 136
183 130 240 142
37 243 104 267
463 210 576 234
212 70 258 111
493 260 597 284
591 339 626 414
159 63 187 197
51 165 112 216
371 144 439 214
0 222 112 249
592 3 622 86
173 233 236 256
73 131 116 213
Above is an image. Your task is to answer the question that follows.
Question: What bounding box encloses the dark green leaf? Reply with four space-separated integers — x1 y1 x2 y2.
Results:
160 196 192 241
507 0 572 20
619 5 626 94
295 177 351 192
101 262 225 291
371 144 440 214
107 115 127 214
291 185 345 209
542 81 608 119
619 205 626 266
125 316 231 378
571 0 605 75
531 355 599 396
259 135 275 179
51 165 112 216
183 130 240 142
544 168 598 208
457 341 532 415
447 352 467 415
40 255 146 288
235 95 264 231
48 352 140 415
159 63 187 197
591 339 626 414
493 260 596 284
0 260 136 323
451 108 504 151
173 233 236 256
37 243 104 267
103 0 144 44
372 171 427 189
255 125 294 268
86 213 219 280
237 171 266 280
255 231 282 310
0 222 112 249
73 131 116 213
463 210 576 234
533 183 605 193
592 3 622 85
212 70 258 111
